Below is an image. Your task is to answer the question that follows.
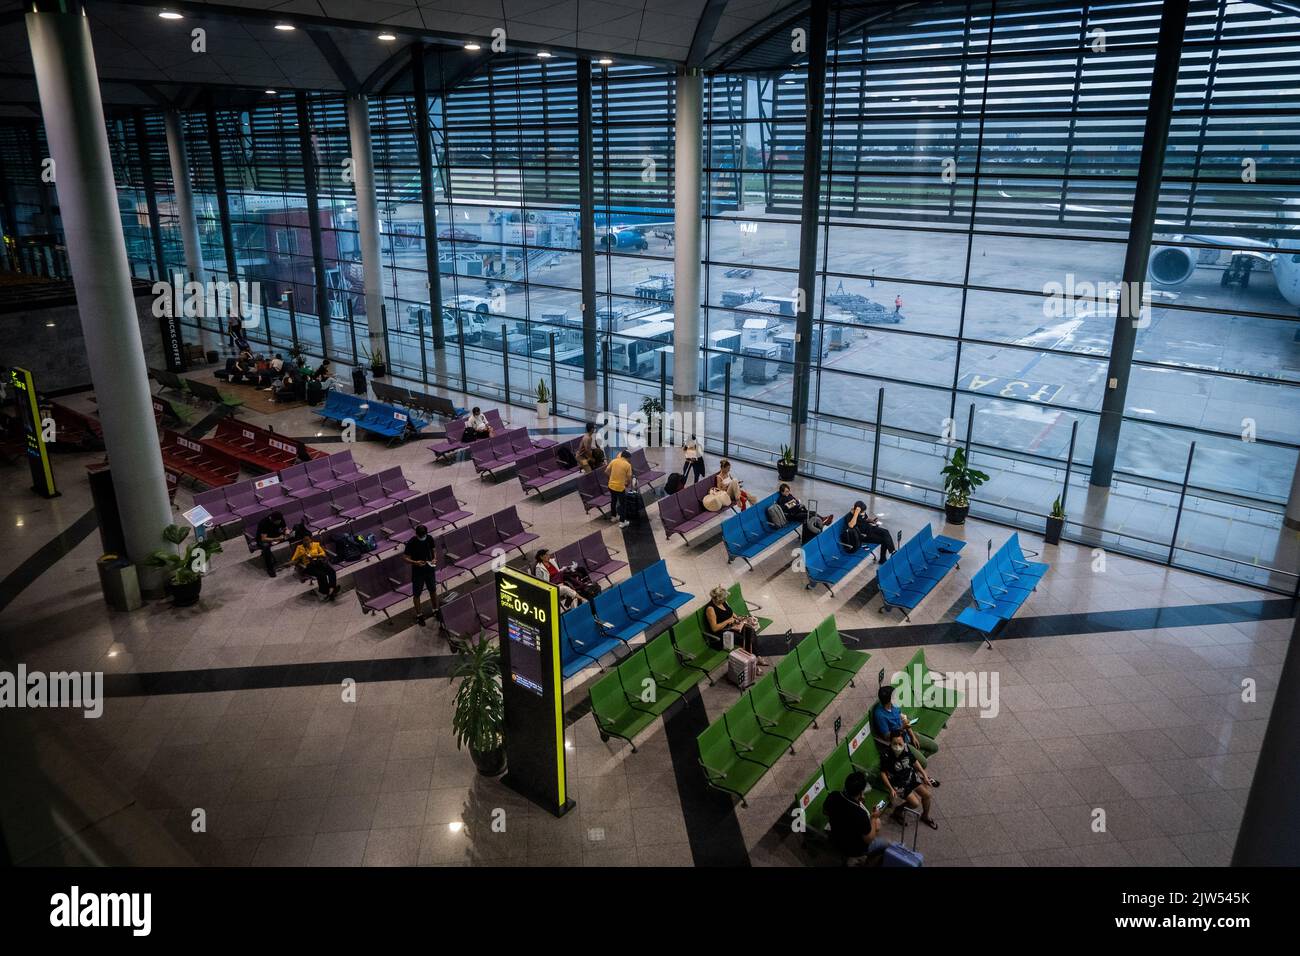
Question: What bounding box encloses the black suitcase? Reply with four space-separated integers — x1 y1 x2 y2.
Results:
800 516 823 545
622 490 645 522
352 368 367 396
664 471 685 496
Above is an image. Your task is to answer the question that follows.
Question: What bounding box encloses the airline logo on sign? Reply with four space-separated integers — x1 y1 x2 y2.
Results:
394 412 407 422
800 774 826 809
268 439 295 454
242 429 257 441
178 437 202 452
847 722 872 755
254 475 281 490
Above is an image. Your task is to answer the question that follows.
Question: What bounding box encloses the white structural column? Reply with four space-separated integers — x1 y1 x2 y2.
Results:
673 69 703 401
1286 457 1300 531
26 4 172 564
162 107 212 351
345 94 386 362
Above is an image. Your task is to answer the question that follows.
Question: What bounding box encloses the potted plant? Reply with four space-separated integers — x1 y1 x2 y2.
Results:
145 524 223 607
1045 496 1066 545
451 637 506 776
940 446 988 525
536 378 550 420
640 395 664 447
777 444 798 481
369 348 387 379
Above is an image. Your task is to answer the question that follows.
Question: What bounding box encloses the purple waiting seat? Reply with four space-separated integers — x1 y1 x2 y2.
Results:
224 489 266 519
466 516 506 558
579 532 627 583
193 487 234 526
252 479 295 510
354 563 406 619
577 469 611 515
439 590 482 644
306 458 347 492
330 450 364 482
430 487 471 526
494 506 538 556
442 527 493 578
469 584 501 635
389 495 434 543
331 486 365 519
279 468 316 499
626 448 665 492
304 495 346 534
377 466 419 502
429 418 468 462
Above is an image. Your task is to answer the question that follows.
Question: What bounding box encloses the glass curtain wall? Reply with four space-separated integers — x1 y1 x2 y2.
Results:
0 121 64 276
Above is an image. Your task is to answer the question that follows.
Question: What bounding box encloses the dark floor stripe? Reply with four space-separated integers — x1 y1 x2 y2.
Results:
0 507 99 618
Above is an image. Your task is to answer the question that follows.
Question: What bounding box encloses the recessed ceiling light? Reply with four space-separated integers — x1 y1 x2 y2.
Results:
378 33 396 41
598 58 613 66
158 10 183 20
265 89 277 95
274 23 295 31
537 51 552 59
464 42 481 51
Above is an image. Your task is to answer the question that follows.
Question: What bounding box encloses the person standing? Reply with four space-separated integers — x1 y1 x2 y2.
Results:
681 434 705 482
604 449 634 528
893 293 903 317
403 524 437 626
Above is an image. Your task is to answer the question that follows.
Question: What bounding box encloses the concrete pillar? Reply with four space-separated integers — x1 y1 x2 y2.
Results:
345 93 386 365
27 3 172 565
578 59 597 383
673 69 703 401
1285 453 1300 531
162 108 213 352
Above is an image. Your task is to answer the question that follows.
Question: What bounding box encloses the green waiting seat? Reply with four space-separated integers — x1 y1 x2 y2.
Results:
723 694 794 765
618 645 682 716
796 636 855 694
795 736 890 837
813 617 869 681
749 671 815 742
669 615 729 684
727 582 773 633
774 651 838 720
590 667 657 751
644 632 701 700
895 647 961 717
698 719 769 805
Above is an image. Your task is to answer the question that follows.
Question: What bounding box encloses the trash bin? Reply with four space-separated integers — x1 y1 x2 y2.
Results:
97 554 142 612
352 367 367 396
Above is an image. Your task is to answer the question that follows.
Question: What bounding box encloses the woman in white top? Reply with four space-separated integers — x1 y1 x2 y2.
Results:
681 434 704 482
713 459 757 507
462 407 493 441
532 548 580 608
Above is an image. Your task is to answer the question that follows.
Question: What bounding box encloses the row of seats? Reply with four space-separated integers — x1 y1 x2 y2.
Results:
353 506 539 616
803 514 877 595
575 448 666 515
371 381 464 420
697 615 869 806
151 368 242 409
161 428 241 488
794 648 960 838
47 401 104 450
658 476 731 542
516 436 583 496
722 492 802 569
439 532 628 644
193 451 365 527
877 523 966 619
588 582 765 750
316 391 428 443
559 560 693 679
469 427 556 479
238 467 425 551
199 417 324 474
427 410 507 461
955 534 1050 639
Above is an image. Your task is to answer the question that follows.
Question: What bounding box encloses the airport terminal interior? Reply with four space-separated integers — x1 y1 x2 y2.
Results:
0 0 1297 869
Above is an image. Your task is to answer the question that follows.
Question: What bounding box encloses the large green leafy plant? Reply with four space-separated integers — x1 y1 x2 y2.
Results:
940 446 989 508
145 524 223 585
451 637 504 755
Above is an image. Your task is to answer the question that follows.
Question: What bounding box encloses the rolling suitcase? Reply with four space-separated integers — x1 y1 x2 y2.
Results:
664 471 685 496
882 812 924 867
727 647 757 690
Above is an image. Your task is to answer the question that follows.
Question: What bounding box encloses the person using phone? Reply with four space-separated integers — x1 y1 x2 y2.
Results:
824 770 891 865
845 500 897 561
403 524 437 626
879 729 939 830
872 683 938 763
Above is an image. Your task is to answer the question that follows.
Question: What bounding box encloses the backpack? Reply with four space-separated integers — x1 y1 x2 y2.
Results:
555 445 578 469
333 532 362 562
841 523 862 554
589 445 606 468
664 471 685 496
358 533 377 553
564 567 601 600
766 503 787 528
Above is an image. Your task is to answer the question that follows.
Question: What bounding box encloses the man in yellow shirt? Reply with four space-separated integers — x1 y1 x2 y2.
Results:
604 450 634 528
291 530 340 599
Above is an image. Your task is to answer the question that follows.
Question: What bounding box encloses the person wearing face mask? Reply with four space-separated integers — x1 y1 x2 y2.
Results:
879 729 938 830
403 524 437 626
872 684 939 764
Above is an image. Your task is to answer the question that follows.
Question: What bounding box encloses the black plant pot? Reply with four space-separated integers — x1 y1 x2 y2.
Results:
1044 515 1064 545
370 363 387 378
777 461 798 481
166 578 202 607
470 745 506 777
945 502 969 525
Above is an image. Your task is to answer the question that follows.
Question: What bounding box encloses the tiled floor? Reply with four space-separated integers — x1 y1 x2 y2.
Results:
0 385 1292 866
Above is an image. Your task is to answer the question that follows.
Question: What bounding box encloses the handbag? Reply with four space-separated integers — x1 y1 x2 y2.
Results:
702 488 730 512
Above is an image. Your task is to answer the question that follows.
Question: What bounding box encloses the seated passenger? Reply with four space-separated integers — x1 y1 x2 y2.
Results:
824 770 891 865
842 500 896 561
576 421 605 473
712 459 757 508
462 407 493 441
776 483 833 527
532 548 581 609
703 585 764 664
879 729 938 830
291 529 340 599
872 684 939 764
255 510 287 578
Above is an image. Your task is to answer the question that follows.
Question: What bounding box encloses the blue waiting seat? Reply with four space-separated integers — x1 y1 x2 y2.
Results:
640 560 694 613
802 515 876 595
560 606 625 679
876 524 966 620
721 493 802 569
592 589 645 644
955 536 1050 645
618 575 678 631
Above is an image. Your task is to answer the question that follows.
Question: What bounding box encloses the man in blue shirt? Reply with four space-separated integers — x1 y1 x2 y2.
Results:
872 683 938 764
